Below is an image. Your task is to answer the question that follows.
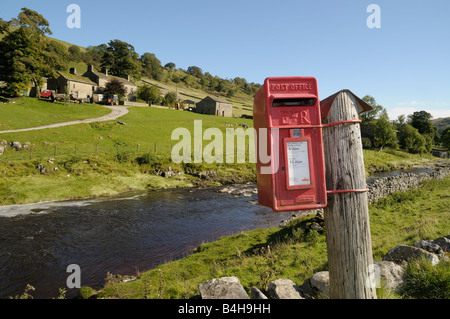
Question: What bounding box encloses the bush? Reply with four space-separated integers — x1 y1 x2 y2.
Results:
399 124 427 154
362 137 373 149
401 257 450 299
115 151 134 163
137 84 161 105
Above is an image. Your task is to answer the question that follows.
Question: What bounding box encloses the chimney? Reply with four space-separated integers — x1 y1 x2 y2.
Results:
126 75 130 81
101 67 108 76
87 65 93 72
70 67 76 75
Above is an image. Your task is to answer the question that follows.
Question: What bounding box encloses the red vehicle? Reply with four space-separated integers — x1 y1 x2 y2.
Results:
40 90 54 99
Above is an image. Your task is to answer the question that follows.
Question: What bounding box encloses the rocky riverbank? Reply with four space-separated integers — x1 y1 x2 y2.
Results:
219 161 450 228
367 162 449 204
196 234 450 299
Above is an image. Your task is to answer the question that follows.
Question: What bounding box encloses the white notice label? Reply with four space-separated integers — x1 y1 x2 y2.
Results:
286 141 311 186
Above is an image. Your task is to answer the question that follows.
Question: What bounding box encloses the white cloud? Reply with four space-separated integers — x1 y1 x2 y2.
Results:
387 107 450 121
387 100 450 120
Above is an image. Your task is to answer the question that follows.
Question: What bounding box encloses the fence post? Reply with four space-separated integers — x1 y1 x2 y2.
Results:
321 90 377 299
96 143 98 154
54 145 57 157
75 143 77 155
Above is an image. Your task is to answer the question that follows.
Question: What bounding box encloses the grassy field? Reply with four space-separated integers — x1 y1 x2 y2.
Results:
0 100 255 205
88 176 450 299
0 97 445 206
0 97 110 131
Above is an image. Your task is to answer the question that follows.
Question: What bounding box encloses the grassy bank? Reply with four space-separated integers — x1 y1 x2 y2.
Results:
0 98 445 206
89 176 449 299
0 97 110 131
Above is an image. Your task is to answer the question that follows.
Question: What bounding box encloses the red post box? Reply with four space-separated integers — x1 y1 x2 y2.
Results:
253 77 327 212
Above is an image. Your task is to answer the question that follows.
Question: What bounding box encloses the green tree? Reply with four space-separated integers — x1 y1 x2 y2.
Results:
140 53 163 81
373 111 398 151
68 45 82 62
0 8 65 96
103 78 126 98
187 66 203 78
409 111 434 135
360 95 384 122
163 91 177 107
360 95 385 146
101 39 141 81
441 128 450 150
136 84 161 104
85 44 108 67
164 62 176 69
399 124 427 154
409 110 439 145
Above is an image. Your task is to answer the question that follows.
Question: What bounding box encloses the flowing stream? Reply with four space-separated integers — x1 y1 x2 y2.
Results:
0 167 435 299
0 187 292 299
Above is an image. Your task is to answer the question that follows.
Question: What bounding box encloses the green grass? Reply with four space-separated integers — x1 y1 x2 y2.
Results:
0 97 446 206
0 97 110 131
401 256 450 299
141 77 254 117
91 176 450 299
363 148 437 176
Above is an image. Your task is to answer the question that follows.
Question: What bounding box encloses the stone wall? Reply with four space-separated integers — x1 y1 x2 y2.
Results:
367 166 449 204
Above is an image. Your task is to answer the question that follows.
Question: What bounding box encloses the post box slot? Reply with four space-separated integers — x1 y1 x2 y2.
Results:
272 98 316 107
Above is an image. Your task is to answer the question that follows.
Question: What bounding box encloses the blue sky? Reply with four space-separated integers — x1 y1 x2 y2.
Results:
1 0 449 120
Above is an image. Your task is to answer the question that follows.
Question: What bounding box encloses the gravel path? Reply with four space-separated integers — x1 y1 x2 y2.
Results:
0 105 129 134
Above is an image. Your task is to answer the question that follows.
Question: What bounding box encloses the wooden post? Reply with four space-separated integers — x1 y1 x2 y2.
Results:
321 90 377 299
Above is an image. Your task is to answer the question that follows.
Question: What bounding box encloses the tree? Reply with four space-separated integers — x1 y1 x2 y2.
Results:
409 111 434 135
164 62 176 69
408 110 439 145
136 84 161 105
0 18 9 34
373 110 398 151
101 39 141 81
360 95 384 122
398 124 427 154
68 45 82 62
0 8 65 96
163 91 177 107
140 53 163 81
360 95 385 146
103 78 126 98
85 44 108 67
187 66 203 78
441 128 450 150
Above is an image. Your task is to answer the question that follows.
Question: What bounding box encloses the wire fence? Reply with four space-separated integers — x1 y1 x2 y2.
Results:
0 141 174 162
0 141 256 163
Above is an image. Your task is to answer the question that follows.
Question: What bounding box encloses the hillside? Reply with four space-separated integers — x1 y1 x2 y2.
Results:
64 60 255 118
432 117 450 134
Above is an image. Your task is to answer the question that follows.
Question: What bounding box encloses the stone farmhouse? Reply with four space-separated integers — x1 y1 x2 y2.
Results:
47 65 137 101
195 96 233 117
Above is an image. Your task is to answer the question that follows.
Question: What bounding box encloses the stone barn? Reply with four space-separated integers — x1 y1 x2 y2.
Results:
49 68 98 99
195 96 233 117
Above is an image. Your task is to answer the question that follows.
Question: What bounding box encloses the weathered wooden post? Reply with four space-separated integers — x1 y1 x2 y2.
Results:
320 90 377 299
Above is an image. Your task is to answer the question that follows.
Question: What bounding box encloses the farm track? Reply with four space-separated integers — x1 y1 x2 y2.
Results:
0 105 129 134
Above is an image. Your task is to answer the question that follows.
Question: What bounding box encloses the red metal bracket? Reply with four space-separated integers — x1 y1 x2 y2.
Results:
322 119 362 128
327 188 369 194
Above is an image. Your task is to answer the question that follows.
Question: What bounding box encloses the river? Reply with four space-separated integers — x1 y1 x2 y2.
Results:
0 166 437 299
0 186 293 299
